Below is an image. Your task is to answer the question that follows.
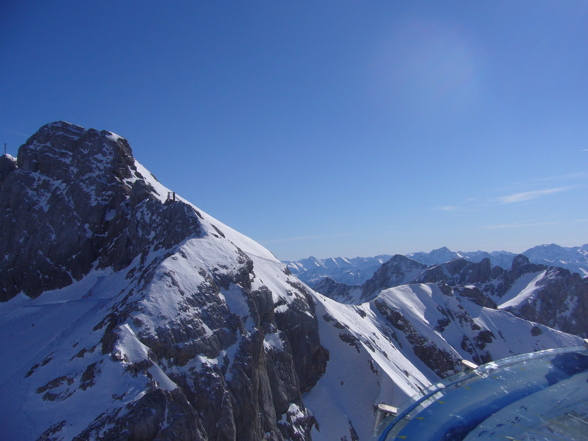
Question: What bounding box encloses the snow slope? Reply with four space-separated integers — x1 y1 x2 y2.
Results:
304 282 581 441
0 208 322 439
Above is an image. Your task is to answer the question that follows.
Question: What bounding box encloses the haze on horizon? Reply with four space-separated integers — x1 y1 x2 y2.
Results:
1 1 587 261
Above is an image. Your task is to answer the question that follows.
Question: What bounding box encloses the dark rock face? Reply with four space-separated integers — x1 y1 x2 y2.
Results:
318 248 588 341
82 248 325 441
313 277 361 304
509 254 546 279
73 389 207 441
454 286 497 309
361 255 426 301
0 154 17 187
274 281 330 393
0 122 201 301
414 258 494 286
408 255 540 301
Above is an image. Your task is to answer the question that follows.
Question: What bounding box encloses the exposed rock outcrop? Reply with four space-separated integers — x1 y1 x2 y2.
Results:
374 298 460 376
0 122 201 301
313 277 362 304
412 255 588 337
361 255 426 301
0 154 17 188
413 257 495 286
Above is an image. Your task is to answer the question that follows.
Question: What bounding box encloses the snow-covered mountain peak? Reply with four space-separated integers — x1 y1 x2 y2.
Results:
0 122 330 440
18 121 134 181
360 255 427 302
522 243 588 276
0 122 208 301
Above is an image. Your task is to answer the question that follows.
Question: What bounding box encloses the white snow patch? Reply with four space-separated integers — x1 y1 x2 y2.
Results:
115 324 149 363
147 364 177 392
222 284 250 318
498 271 546 309
104 131 123 142
263 332 284 352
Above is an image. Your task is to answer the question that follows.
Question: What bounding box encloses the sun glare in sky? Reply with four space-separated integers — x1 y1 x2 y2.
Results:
1 1 587 260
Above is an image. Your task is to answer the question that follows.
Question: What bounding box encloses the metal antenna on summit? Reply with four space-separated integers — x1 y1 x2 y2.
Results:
3 143 6 155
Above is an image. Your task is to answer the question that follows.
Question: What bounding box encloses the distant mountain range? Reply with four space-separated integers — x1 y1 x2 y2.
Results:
314 252 588 339
285 244 588 286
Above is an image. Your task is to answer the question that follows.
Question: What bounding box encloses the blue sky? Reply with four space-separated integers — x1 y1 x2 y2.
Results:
1 1 587 261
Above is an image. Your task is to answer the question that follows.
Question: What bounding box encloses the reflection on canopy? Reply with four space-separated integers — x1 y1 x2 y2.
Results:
372 345 588 441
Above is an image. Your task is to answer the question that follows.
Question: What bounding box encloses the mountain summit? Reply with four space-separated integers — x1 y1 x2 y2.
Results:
0 121 202 301
0 122 329 440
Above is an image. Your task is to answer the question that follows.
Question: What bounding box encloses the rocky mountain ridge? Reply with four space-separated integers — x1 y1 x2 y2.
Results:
288 244 588 287
0 122 202 301
315 253 588 339
285 255 393 286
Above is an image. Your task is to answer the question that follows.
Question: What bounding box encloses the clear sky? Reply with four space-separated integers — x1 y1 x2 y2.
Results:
1 1 587 261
